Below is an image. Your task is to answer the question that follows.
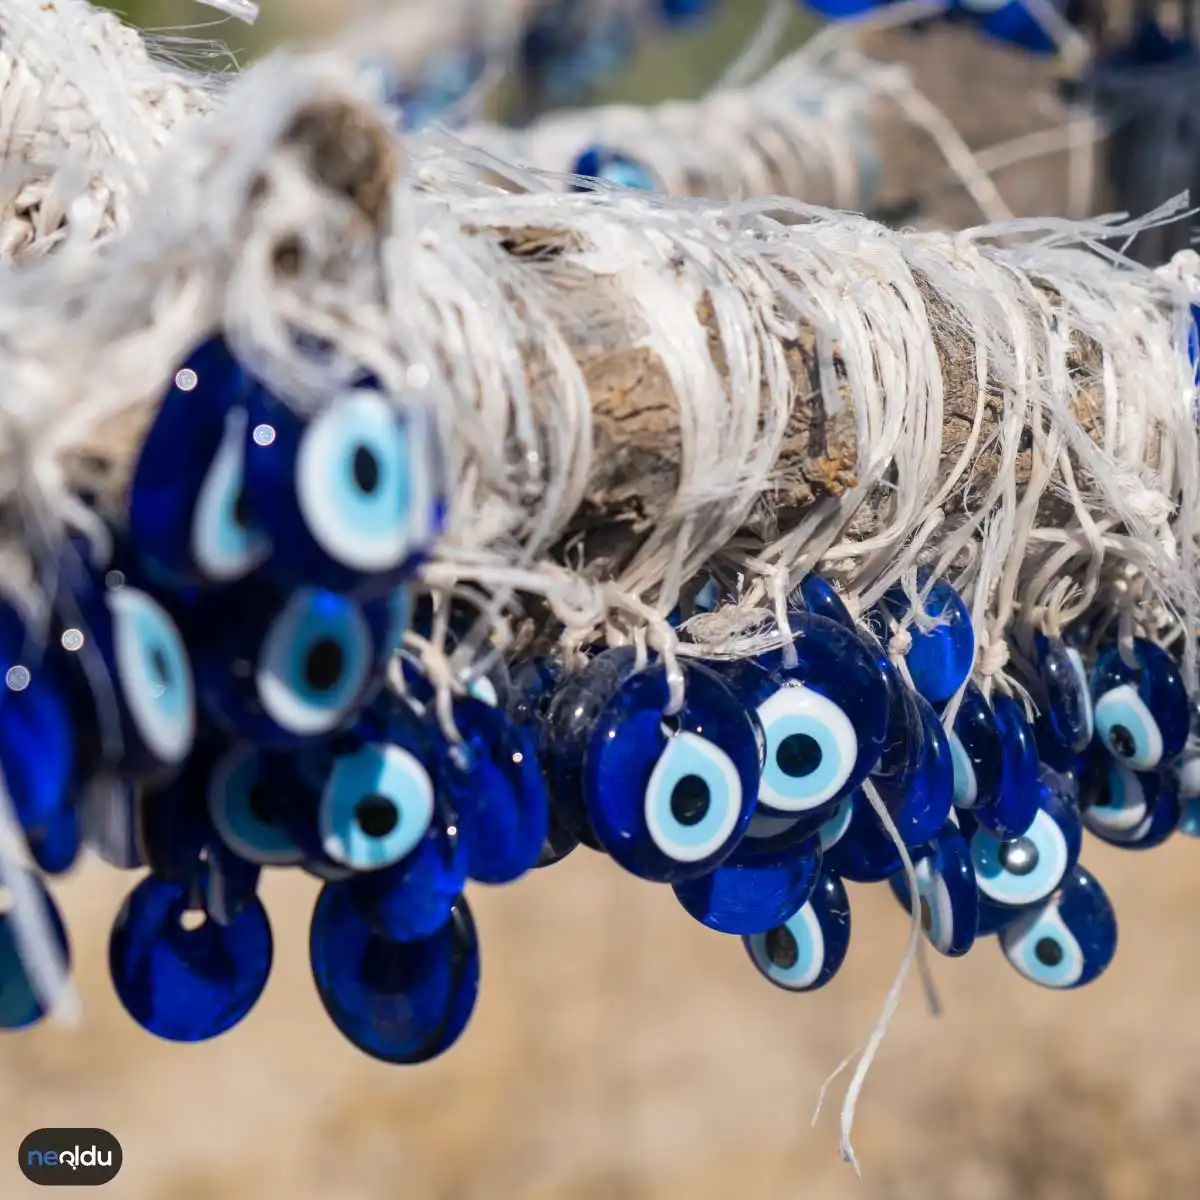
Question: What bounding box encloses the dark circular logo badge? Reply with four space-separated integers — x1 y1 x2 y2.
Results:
18 1129 123 1187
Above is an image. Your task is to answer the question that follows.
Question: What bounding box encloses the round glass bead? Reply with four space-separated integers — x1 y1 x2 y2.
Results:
888 819 978 957
1035 634 1094 753
879 577 975 704
1090 638 1190 770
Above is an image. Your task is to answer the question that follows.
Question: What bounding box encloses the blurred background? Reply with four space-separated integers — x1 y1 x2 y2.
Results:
7 2 1199 1197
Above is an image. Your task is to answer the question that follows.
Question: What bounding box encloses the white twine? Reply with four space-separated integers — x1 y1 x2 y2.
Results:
0 1 1197 1169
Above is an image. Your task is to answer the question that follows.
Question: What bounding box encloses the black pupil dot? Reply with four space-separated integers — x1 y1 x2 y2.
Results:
356 794 398 838
150 647 171 687
304 639 344 692
764 925 799 970
998 836 1039 876
1108 725 1136 759
670 775 710 826
1035 937 1063 967
919 896 932 933
352 445 380 494
776 733 823 778
247 784 273 826
232 489 250 529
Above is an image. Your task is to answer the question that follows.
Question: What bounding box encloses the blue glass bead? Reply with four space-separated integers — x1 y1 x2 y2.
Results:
53 557 195 784
310 885 478 1063
1090 639 1190 770
583 659 760 883
868 641 926 781
673 832 822 935
731 801 838 862
888 820 978 957
879 577 975 704
242 378 443 598
27 805 81 876
718 613 888 820
998 862 1117 989
571 146 658 192
956 0 1059 55
207 743 304 867
960 766 1081 910
976 895 1023 937
743 869 851 992
975 693 1040 838
0 870 70 1029
397 597 510 712
342 805 467 942
128 337 269 589
817 793 855 852
823 789 903 882
1033 711 1086 779
543 648 639 849
437 697 549 884
385 50 486 132
273 702 440 875
509 657 564 731
1035 635 1093 753
535 806 581 868
874 690 954 847
801 0 881 15
942 683 1002 811
791 574 855 631
187 581 391 748
1080 758 1180 850
109 875 272 1042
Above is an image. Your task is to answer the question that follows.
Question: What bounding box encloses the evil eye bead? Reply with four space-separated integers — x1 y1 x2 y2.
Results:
874 689 954 847
1091 639 1190 770
128 337 269 588
108 875 273 1042
190 583 387 747
1036 635 1093 753
55 565 195 783
889 820 978 957
963 767 1081 909
583 660 760 883
673 833 822 935
243 381 443 597
744 870 851 993
976 693 1041 839
0 870 70 1030
791 573 856 631
823 789 903 882
207 744 304 867
310 885 479 1064
437 698 550 885
1081 759 1181 850
943 684 1003 811
999 863 1117 989
879 577 975 704
571 146 659 192
721 613 888 817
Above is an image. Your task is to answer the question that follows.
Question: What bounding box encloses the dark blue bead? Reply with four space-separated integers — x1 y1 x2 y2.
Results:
976 693 1040 838
571 146 658 192
823 789 903 882
1035 635 1094 753
342 808 467 941
1033 711 1087 778
0 870 70 1029
273 702 441 874
1091 639 1190 770
438 698 549 884
27 805 81 876
52 557 196 784
310 886 478 1063
583 659 760 883
873 689 954 847
870 648 927 781
976 894 1023 937
802 0 881 15
207 743 304 867
534 806 581 868
942 683 1002 811
817 793 855 853
743 869 851 992
242 378 444 598
717 613 888 820
960 765 1081 910
128 337 269 589
791 574 856 631
998 862 1117 989
673 833 821 935
879 577 975 704
187 581 391 747
109 874 272 1042
659 0 716 26
543 648 639 849
888 819 978 957
731 800 839 862
1079 757 1181 850
508 657 564 731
